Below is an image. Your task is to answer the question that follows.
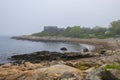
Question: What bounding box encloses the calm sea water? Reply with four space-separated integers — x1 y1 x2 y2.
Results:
0 36 94 64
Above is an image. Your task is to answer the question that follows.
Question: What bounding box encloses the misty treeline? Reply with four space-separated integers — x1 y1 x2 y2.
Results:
33 20 120 38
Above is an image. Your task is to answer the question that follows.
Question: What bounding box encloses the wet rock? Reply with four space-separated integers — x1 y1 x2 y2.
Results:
83 48 89 52
10 51 94 64
60 47 68 51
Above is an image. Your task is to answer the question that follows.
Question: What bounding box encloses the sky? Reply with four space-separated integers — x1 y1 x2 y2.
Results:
0 0 120 36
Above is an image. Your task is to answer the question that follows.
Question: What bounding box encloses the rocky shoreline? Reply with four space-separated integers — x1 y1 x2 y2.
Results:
12 35 120 52
0 36 120 80
10 51 96 64
0 49 120 80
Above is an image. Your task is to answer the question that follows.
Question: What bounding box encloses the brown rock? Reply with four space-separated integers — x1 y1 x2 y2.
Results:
35 64 83 80
5 72 26 80
19 64 26 71
10 65 19 69
24 62 36 70
1 63 12 68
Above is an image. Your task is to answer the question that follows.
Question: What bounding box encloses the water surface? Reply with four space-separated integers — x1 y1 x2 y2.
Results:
0 36 94 64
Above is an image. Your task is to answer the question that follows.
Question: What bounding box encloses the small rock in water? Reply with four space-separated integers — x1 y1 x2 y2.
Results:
83 48 89 52
60 47 68 51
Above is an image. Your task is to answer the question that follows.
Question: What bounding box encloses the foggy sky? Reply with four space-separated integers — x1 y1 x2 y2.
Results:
0 0 120 36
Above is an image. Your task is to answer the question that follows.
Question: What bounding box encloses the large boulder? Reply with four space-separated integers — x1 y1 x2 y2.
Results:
85 64 107 80
0 64 83 80
35 64 83 80
101 69 120 80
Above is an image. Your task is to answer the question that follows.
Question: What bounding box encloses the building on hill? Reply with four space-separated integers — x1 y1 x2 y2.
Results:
44 26 65 32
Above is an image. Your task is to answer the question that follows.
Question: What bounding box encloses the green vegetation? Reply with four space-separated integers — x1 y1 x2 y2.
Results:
75 63 92 70
33 20 120 38
103 64 120 70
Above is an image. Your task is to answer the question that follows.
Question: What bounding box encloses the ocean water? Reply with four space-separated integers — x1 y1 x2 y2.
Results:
0 36 94 64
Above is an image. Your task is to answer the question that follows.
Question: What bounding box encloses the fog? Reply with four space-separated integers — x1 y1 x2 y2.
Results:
0 0 120 36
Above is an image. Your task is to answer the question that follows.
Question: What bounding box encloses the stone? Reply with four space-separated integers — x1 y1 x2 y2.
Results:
100 49 106 55
60 47 68 51
57 72 79 80
84 67 95 73
5 72 24 80
85 64 107 80
35 64 83 80
105 50 113 55
24 62 36 70
83 48 89 52
10 65 19 69
101 69 120 80
1 63 12 68
10 51 94 64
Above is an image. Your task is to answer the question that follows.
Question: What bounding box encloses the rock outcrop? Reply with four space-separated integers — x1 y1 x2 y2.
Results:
10 51 95 64
101 69 120 80
0 63 83 80
0 49 120 80
0 62 42 80
35 64 83 80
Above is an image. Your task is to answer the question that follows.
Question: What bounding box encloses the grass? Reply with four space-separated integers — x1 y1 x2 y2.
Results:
103 64 120 70
75 63 93 70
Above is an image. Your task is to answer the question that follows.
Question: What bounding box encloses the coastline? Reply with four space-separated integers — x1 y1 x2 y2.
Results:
0 47 120 80
12 35 120 52
0 35 120 80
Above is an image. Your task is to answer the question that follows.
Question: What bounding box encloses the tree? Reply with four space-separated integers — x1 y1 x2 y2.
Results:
92 26 107 36
63 26 84 38
109 20 120 36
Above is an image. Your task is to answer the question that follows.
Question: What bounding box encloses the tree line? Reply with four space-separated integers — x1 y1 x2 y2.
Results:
33 20 120 38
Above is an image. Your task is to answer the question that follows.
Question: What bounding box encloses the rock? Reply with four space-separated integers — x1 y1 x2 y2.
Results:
34 63 43 69
0 64 83 80
19 64 26 71
100 49 107 55
0 68 22 80
35 64 83 80
1 63 12 68
57 72 80 80
10 65 19 69
101 69 120 80
105 50 113 55
5 71 35 80
65 61 75 67
83 48 89 52
60 47 68 51
24 62 36 70
85 64 107 80
10 51 94 64
84 67 95 73
15 71 36 80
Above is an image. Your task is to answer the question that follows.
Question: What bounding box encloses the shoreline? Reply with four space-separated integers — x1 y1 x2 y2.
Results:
12 35 120 52
0 47 120 80
0 36 120 80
